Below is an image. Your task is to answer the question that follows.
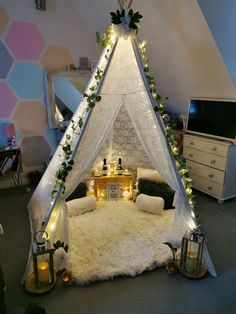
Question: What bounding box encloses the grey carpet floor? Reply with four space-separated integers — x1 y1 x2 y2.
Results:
0 187 236 314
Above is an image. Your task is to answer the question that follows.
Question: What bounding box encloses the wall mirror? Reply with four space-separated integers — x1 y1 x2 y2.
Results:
44 69 92 129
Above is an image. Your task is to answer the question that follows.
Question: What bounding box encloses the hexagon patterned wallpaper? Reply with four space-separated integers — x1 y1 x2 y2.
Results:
12 101 47 135
9 62 44 99
5 21 45 60
0 40 13 79
0 82 17 117
0 1 95 181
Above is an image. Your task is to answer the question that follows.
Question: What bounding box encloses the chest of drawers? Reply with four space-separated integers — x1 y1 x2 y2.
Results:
183 134 236 203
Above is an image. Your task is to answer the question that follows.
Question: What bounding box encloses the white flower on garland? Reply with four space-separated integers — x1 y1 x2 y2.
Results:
55 247 69 271
114 11 135 39
110 8 142 39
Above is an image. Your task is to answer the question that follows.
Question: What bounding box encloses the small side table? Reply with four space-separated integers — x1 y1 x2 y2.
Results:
0 147 23 188
94 173 133 201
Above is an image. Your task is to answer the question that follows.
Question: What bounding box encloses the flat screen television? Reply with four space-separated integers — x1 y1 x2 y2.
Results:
187 98 236 141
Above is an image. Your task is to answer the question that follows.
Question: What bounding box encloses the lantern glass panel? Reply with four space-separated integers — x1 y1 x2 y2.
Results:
36 254 51 285
180 231 205 276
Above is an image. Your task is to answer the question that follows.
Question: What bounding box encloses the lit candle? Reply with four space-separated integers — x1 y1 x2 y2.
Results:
124 169 129 175
185 252 196 273
38 261 49 284
185 241 198 273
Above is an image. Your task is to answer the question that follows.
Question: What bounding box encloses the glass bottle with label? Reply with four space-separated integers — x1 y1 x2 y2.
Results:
103 158 107 176
118 158 122 175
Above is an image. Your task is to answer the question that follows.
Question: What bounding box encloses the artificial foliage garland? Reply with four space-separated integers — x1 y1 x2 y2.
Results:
138 39 195 208
51 32 115 201
51 19 195 208
94 30 195 208
110 9 143 31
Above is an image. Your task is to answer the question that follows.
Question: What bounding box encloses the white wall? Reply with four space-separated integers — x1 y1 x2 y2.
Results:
2 0 236 114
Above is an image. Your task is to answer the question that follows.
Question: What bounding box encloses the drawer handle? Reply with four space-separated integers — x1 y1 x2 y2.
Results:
209 173 214 178
207 186 213 191
189 153 193 157
212 147 217 152
211 159 216 164
190 141 194 145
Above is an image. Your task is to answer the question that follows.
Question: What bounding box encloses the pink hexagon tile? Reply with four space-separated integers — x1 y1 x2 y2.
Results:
0 4 9 36
5 21 45 60
40 46 74 68
0 82 17 118
12 101 48 135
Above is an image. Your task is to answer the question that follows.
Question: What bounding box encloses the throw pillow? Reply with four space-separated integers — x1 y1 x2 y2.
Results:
137 167 165 183
138 179 175 209
135 194 164 214
67 196 96 217
65 182 88 202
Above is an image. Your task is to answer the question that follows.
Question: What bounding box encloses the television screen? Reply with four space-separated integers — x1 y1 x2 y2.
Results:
187 99 236 141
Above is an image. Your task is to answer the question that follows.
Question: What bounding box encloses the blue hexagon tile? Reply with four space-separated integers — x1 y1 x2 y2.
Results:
8 62 44 99
0 40 14 79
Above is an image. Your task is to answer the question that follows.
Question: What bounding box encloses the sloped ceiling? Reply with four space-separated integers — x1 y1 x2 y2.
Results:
70 0 236 114
198 0 236 87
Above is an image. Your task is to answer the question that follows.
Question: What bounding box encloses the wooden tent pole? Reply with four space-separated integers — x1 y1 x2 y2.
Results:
128 0 133 8
117 0 122 9
118 0 133 9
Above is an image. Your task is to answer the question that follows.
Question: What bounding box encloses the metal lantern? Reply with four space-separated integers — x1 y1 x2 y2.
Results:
180 226 205 277
25 230 56 294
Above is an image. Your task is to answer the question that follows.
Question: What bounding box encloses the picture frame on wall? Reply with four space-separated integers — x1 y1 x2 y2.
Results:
90 59 98 71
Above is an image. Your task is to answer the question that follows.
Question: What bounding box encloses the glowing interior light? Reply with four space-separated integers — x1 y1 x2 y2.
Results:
191 211 195 218
51 211 56 219
186 187 192 195
188 221 196 231
49 223 56 231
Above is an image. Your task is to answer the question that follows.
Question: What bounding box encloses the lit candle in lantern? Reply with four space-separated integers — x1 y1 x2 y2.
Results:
185 241 198 273
38 261 49 284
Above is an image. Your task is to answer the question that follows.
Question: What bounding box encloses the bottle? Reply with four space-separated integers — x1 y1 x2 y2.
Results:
103 158 107 176
11 136 16 147
118 158 122 175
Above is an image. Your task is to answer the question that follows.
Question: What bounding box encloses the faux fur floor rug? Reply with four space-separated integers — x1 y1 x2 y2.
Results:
68 201 174 284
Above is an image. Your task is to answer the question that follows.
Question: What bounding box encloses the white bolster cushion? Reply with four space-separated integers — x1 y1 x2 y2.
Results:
67 196 96 217
135 194 164 215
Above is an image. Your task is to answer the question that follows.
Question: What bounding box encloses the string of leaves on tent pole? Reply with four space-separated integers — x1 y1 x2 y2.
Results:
50 29 116 202
96 28 195 209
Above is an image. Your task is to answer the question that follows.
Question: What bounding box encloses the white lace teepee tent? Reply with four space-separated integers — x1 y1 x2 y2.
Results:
24 0 216 281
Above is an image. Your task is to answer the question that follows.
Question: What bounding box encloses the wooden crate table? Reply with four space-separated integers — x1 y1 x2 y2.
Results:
94 174 133 201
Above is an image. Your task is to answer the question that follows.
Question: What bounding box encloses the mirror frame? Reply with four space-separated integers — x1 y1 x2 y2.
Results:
44 69 92 129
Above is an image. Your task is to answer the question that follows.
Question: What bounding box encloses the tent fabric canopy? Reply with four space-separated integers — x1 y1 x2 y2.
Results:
26 35 216 280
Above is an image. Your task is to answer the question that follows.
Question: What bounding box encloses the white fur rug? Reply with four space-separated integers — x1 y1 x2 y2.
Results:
68 201 174 284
